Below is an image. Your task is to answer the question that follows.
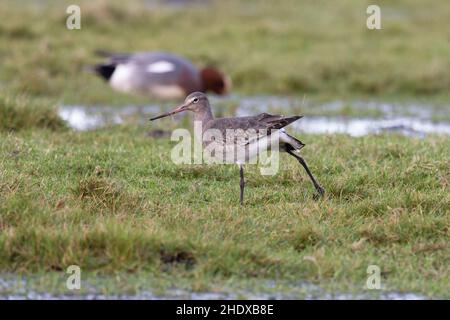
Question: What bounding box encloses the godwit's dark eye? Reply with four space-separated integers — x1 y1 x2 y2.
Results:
193 98 199 104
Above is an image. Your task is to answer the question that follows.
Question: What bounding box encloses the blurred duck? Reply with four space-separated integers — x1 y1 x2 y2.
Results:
91 51 231 100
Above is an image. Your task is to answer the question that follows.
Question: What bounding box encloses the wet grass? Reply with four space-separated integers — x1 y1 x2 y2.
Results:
1 0 450 104
0 125 448 297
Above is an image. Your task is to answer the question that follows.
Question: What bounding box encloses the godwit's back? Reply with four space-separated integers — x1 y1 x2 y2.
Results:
201 113 305 164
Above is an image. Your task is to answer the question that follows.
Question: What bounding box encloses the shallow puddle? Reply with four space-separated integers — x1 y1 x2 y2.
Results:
0 276 427 300
58 96 450 137
290 116 450 137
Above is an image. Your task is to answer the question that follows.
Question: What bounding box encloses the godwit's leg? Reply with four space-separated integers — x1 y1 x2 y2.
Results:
239 164 245 205
286 150 325 197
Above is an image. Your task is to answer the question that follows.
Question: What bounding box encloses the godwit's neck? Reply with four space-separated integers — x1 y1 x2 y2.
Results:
194 106 214 129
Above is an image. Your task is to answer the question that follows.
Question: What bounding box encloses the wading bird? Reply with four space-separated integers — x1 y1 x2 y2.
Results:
150 92 324 204
90 51 231 100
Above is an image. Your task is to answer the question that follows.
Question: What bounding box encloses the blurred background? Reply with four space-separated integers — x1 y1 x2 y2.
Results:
1 0 450 136
1 0 449 109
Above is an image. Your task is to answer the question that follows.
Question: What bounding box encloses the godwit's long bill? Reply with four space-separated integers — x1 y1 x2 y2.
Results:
150 92 324 204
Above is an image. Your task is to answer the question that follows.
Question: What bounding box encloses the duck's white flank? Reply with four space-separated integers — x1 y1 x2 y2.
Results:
109 64 135 93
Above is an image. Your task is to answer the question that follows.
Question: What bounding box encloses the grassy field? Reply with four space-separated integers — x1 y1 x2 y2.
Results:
1 0 450 104
0 0 449 298
0 102 449 297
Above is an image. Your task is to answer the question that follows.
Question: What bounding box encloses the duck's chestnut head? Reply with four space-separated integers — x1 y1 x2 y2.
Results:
200 67 231 95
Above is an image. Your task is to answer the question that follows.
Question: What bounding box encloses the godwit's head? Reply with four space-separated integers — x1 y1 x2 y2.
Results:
150 92 210 121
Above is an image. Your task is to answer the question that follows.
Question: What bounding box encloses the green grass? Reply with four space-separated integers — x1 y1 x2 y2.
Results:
1 0 450 104
0 0 449 299
0 125 448 297
0 94 66 132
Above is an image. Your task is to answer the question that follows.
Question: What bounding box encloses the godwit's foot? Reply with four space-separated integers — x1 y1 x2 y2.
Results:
313 185 325 200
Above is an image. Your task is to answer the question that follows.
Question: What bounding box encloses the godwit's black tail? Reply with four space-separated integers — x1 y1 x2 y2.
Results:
256 113 303 130
284 131 305 151
255 113 305 151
